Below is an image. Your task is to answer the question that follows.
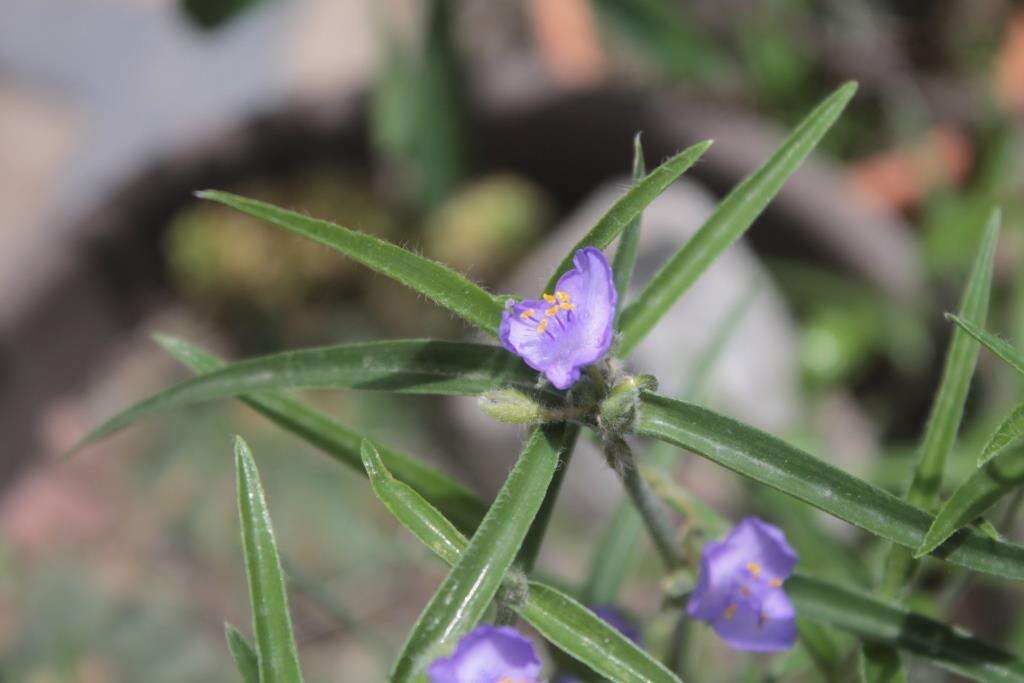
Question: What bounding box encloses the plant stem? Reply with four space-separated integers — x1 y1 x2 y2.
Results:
609 438 685 569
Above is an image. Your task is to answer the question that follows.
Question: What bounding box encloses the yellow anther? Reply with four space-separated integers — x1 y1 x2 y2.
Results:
545 306 560 317
768 578 782 588
555 291 571 303
746 562 762 578
519 309 536 320
559 302 574 311
536 319 549 334
724 604 738 620
542 293 557 304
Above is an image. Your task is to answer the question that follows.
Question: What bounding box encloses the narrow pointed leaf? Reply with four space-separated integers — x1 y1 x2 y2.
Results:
519 581 681 683
881 210 999 595
363 436 681 682
949 313 1024 376
915 446 1024 557
389 425 569 681
860 643 907 683
544 140 712 291
906 209 999 510
157 334 486 533
72 340 540 454
582 497 644 604
616 81 857 355
980 402 1024 466
361 440 468 565
790 574 1024 682
234 437 304 683
634 392 1024 580
198 190 504 335
612 133 647 316
225 623 259 683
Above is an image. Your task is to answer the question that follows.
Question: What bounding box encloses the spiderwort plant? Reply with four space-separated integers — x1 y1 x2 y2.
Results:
71 83 1024 683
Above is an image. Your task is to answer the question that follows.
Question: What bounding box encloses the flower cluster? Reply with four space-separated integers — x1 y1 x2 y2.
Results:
687 516 798 652
500 247 616 390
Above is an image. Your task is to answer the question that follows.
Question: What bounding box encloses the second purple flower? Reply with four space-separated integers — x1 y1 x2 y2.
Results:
499 247 616 390
687 516 799 652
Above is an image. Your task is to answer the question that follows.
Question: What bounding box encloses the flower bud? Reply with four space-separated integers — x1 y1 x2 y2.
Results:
598 376 641 434
478 389 545 424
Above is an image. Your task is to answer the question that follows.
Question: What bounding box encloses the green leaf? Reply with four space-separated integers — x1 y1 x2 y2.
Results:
518 581 681 683
389 425 569 681
156 334 486 533
612 132 647 317
980 402 1024 466
517 425 581 572
633 392 1024 580
906 209 999 510
616 81 858 356
543 140 712 292
224 623 259 683
71 340 539 454
881 209 999 595
582 494 645 604
948 313 1024 377
790 574 1024 682
859 643 907 683
197 190 504 335
234 437 304 683
361 433 680 682
361 440 468 566
915 446 1024 557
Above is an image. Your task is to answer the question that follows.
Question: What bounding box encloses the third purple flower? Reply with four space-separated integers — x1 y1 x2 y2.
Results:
687 516 798 652
499 247 616 390
427 624 541 683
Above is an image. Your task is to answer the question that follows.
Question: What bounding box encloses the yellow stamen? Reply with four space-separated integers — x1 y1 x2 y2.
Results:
542 293 557 304
545 305 560 317
559 302 574 311
724 604 738 620
746 562 762 578
519 309 536 320
768 578 782 588
536 319 549 335
555 291 571 303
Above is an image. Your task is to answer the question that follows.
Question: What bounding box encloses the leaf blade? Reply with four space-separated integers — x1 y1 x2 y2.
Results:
860 643 907 683
198 190 504 335
544 139 712 292
980 402 1024 466
72 340 539 454
948 313 1024 377
389 425 569 681
224 623 259 683
634 392 1024 580
234 437 304 683
156 334 487 533
915 446 1024 557
612 132 648 317
790 574 1024 682
616 81 857 355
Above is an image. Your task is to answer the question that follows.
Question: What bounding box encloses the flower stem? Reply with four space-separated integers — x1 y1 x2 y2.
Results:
607 437 685 569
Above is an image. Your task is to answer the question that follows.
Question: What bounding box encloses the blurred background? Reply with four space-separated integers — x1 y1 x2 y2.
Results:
2 0 1024 680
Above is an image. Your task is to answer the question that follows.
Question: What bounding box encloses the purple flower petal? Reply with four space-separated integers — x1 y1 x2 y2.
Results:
500 247 616 390
687 516 799 652
426 625 542 683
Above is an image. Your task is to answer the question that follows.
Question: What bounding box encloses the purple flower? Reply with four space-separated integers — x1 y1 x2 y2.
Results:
500 247 616 390
589 604 641 645
427 625 541 683
687 517 798 652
